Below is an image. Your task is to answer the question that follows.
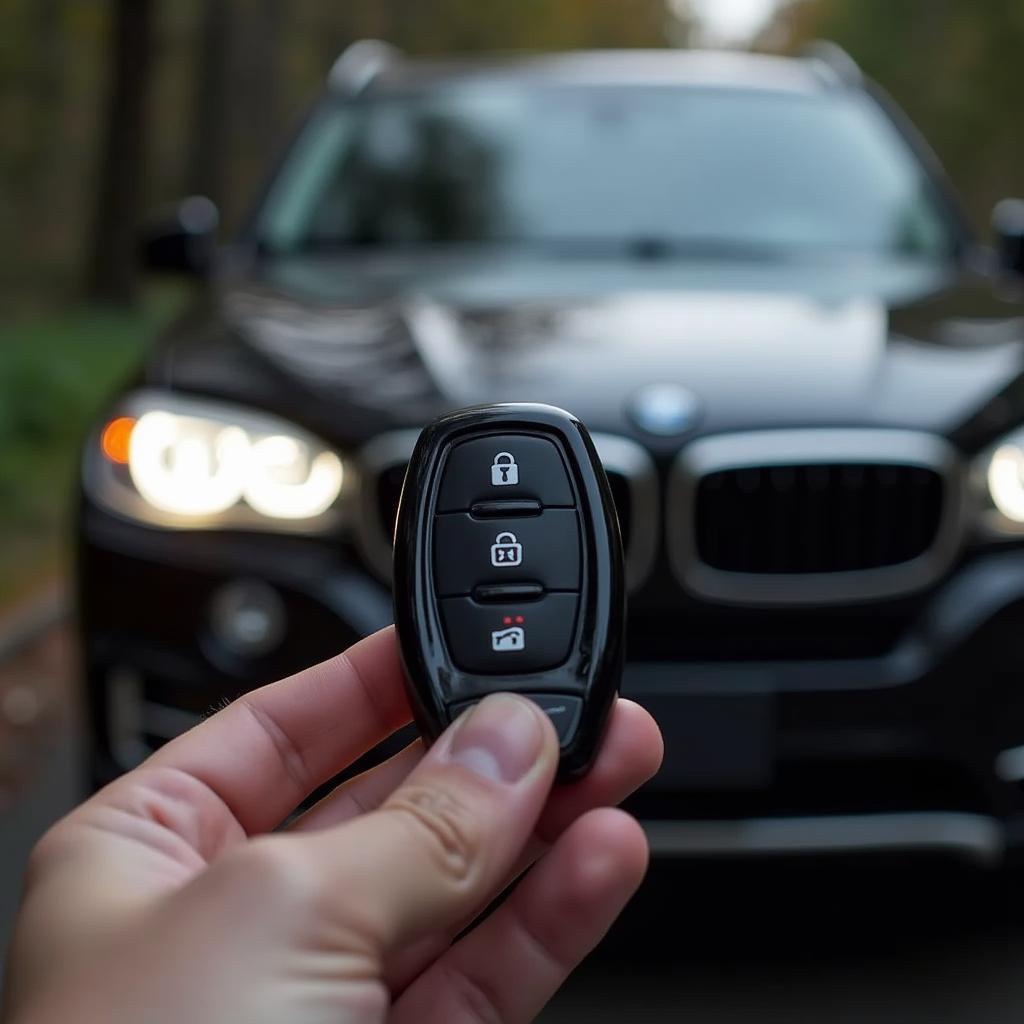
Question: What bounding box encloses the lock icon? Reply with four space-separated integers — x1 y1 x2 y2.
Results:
490 531 523 567
490 452 519 486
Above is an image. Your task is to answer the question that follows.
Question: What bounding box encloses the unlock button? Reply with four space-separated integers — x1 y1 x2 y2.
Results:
490 532 523 567
434 510 581 596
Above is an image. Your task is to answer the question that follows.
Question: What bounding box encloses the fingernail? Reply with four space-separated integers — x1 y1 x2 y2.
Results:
446 694 545 784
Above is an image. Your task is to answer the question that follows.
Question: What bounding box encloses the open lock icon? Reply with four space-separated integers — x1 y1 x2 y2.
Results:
490 531 523 567
490 452 519 486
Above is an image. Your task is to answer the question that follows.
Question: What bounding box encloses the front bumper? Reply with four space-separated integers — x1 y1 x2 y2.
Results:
79 503 1024 862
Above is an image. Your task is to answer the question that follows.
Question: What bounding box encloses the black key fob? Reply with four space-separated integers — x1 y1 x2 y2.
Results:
393 403 625 778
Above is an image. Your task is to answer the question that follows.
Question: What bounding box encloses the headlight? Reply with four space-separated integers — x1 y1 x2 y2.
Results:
84 391 350 532
974 428 1024 536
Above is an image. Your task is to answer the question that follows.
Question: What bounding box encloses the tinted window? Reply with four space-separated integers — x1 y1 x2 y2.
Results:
259 83 953 259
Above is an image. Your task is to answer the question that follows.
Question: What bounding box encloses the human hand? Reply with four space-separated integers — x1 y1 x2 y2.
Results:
3 627 662 1023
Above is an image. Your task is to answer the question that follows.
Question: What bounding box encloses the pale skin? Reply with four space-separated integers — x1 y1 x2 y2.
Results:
2 626 663 1023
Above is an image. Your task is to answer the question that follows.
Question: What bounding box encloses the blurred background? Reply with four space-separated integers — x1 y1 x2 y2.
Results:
4 1 1024 1020
5 0 1024 611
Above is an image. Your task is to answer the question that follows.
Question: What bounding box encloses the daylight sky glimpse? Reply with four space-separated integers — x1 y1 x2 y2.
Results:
682 0 782 44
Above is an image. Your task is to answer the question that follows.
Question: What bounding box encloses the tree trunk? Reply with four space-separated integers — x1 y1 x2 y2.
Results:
187 0 230 209
87 0 155 305
246 0 285 146
227 0 286 225
29 0 70 285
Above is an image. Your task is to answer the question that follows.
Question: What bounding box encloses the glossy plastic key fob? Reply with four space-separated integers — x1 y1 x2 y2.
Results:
393 403 625 778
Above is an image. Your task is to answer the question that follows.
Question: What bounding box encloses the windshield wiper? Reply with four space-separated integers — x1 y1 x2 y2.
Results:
527 236 800 261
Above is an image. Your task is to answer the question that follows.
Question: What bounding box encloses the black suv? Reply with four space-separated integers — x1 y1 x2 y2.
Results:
79 43 1024 864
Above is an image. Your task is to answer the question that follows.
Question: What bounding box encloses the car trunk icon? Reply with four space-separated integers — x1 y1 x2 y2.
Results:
491 625 526 651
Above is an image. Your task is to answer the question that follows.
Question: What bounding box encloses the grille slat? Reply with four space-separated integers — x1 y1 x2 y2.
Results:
695 462 944 576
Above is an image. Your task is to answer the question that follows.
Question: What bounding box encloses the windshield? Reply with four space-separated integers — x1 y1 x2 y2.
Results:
258 83 955 260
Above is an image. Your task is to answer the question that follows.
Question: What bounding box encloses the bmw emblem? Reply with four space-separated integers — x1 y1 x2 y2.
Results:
627 383 702 437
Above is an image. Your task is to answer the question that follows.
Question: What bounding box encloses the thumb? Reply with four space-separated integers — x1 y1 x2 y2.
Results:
300 693 559 957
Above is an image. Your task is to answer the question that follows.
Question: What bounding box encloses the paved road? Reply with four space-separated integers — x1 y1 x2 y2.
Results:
0 728 81 969
0 613 82 974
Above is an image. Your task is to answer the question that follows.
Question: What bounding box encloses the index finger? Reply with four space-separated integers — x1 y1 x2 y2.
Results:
147 626 411 833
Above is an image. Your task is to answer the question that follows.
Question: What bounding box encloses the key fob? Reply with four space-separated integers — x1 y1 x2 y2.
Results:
393 403 625 778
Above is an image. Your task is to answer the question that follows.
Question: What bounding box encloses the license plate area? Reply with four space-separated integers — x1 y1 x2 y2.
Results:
624 665 776 790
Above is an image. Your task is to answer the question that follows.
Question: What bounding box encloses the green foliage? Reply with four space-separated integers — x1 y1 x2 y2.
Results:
763 0 1024 232
0 287 185 604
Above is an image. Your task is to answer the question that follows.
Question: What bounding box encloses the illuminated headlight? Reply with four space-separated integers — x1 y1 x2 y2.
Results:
975 429 1024 536
84 391 350 532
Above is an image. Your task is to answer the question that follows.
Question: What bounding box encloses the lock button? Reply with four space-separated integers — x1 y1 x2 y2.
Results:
491 452 519 486
437 435 575 512
433 510 581 596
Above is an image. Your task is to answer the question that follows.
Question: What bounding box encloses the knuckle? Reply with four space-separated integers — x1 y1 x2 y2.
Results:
384 784 483 886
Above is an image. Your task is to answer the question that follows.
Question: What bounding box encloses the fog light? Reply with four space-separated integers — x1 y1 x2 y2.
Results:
209 580 286 657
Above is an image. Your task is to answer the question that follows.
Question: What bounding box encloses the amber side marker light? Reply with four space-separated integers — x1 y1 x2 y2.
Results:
100 416 136 464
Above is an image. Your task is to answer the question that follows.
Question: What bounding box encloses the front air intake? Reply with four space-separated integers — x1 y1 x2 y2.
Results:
695 462 943 574
668 429 964 605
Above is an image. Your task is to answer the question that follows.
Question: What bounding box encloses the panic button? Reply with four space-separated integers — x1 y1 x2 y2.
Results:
450 694 583 745
437 435 574 511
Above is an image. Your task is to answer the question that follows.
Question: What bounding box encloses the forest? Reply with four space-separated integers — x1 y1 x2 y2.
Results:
0 0 682 308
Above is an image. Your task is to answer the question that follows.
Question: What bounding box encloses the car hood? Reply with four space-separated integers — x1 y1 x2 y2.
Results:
156 252 1024 451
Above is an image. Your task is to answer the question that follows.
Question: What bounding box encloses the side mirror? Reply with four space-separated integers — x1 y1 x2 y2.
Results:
992 198 1024 277
141 196 219 276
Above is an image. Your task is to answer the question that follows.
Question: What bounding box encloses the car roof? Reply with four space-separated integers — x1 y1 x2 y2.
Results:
345 49 840 97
